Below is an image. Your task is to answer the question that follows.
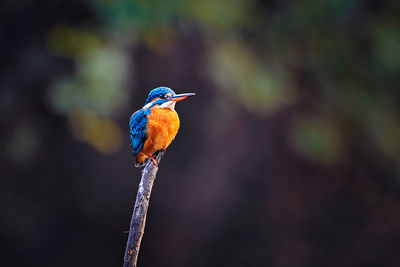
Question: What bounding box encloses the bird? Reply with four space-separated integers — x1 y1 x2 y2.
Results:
129 87 195 167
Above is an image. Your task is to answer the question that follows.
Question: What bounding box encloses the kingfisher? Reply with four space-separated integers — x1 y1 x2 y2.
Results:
129 87 195 167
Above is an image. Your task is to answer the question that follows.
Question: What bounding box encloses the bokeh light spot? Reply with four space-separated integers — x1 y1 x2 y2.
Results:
291 116 344 164
68 110 122 154
209 40 295 114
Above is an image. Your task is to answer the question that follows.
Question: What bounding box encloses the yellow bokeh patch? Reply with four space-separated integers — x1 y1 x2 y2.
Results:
68 110 122 154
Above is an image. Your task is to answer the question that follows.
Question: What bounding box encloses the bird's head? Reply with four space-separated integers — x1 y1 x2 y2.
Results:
143 87 195 110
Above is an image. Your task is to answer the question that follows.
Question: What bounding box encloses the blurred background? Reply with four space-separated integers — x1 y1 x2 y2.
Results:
1 0 400 266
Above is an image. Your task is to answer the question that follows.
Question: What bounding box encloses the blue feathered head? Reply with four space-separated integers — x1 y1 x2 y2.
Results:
145 87 176 104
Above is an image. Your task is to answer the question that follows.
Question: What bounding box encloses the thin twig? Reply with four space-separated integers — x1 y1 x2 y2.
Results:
123 151 165 267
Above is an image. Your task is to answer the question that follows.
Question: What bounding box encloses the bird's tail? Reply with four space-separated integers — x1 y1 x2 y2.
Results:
133 153 148 167
133 150 165 168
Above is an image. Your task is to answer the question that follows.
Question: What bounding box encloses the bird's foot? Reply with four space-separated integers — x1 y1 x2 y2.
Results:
149 155 158 167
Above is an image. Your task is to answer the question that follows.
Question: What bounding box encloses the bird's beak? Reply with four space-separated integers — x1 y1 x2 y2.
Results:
167 93 195 102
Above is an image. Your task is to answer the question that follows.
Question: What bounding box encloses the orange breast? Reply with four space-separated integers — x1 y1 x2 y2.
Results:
136 107 180 163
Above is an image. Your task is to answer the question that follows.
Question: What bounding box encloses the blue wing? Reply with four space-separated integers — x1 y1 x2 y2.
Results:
129 108 150 155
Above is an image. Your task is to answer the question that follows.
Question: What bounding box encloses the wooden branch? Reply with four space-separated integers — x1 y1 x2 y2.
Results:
123 151 165 267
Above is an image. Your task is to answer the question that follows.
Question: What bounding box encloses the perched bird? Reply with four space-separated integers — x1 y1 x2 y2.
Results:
129 87 195 167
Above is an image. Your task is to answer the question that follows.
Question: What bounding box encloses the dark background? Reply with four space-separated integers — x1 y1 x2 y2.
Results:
1 0 400 266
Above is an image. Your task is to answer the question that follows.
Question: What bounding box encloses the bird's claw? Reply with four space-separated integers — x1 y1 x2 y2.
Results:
150 156 158 167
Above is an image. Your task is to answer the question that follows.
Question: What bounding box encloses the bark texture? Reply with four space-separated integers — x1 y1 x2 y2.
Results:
123 151 164 267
